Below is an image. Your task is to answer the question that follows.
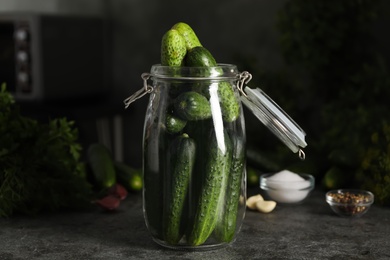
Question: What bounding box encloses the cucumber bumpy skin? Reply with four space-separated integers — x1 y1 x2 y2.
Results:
185 46 217 68
165 112 187 134
188 130 232 246
216 81 240 122
185 46 240 122
172 22 202 51
174 91 212 121
161 29 187 66
164 133 196 244
215 135 245 242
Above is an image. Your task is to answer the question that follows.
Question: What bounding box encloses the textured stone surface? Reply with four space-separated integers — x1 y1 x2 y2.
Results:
0 189 389 260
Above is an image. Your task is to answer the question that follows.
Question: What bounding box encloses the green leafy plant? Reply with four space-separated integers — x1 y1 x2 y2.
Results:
357 122 390 206
275 0 390 205
0 84 92 217
238 0 390 205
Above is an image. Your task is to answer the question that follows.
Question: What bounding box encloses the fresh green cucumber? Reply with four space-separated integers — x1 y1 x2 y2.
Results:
174 91 211 121
87 143 116 189
172 22 202 50
217 81 240 122
185 46 217 68
188 130 232 246
185 46 240 122
215 135 245 242
161 29 187 66
114 161 142 191
164 133 196 244
165 112 187 134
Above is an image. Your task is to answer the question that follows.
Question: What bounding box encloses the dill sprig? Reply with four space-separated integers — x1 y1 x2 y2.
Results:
0 84 92 217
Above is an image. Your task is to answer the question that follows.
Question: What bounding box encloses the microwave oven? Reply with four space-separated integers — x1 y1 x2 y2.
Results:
0 13 108 102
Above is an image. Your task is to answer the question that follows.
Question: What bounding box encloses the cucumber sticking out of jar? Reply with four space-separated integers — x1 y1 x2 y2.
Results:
161 29 187 66
172 22 202 51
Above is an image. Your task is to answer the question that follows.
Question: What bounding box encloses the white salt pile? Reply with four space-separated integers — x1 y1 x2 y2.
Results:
264 170 313 203
266 170 311 190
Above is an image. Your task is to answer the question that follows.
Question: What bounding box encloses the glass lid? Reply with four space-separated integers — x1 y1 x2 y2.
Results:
240 86 307 159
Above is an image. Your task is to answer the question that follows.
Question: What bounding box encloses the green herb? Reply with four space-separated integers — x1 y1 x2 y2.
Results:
356 122 390 206
0 84 92 217
240 0 390 205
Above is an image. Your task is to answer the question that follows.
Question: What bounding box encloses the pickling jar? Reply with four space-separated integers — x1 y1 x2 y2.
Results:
124 64 307 250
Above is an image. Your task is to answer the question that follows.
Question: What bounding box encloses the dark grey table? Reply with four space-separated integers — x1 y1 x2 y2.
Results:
1 189 389 260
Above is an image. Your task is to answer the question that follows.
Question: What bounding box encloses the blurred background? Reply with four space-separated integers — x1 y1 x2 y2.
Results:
1 0 390 205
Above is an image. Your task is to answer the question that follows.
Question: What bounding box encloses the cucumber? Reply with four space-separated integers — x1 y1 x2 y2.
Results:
114 161 142 191
174 91 212 121
217 81 240 122
87 143 116 189
185 46 240 122
188 130 232 246
172 22 202 50
163 133 196 244
161 29 187 66
165 112 187 134
185 46 217 68
215 135 245 242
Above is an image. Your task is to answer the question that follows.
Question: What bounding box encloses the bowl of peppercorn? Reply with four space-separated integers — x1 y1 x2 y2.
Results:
326 189 374 218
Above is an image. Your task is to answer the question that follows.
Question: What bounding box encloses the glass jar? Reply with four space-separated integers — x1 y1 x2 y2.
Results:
142 64 246 250
124 63 307 250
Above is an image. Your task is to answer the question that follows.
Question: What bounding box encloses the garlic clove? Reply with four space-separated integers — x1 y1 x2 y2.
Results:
255 200 277 213
246 194 264 210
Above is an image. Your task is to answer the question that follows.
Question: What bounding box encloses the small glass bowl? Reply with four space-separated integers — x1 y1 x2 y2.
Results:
260 173 315 204
326 189 374 218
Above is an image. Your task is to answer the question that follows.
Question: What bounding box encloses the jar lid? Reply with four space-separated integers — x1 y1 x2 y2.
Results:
240 87 307 157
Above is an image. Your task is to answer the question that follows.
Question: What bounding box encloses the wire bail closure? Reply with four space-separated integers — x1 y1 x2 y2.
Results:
298 149 305 160
236 71 252 98
123 73 153 109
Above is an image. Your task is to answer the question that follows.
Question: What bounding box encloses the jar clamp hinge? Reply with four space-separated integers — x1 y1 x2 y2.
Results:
236 71 252 98
123 73 153 109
